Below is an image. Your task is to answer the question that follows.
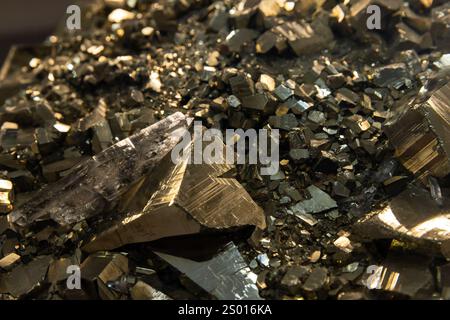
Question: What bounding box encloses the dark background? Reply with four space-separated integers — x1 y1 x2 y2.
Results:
0 0 82 64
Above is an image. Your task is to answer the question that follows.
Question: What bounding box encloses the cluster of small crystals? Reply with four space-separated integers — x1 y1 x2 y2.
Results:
0 0 450 300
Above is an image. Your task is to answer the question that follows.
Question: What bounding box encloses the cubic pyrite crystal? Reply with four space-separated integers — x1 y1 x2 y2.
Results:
384 82 450 182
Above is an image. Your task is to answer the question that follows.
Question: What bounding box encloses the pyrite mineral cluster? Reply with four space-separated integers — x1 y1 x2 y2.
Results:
0 0 450 300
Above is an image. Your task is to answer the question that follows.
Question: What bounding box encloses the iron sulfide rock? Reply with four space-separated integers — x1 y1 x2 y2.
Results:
384 82 450 182
9 112 192 227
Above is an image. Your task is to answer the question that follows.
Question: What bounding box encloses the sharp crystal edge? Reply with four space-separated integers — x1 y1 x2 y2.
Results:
9 112 192 227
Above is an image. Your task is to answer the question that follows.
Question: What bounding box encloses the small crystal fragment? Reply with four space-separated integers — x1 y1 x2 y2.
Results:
108 9 136 23
0 253 20 270
130 281 171 300
269 114 298 130
0 178 13 213
229 74 255 98
273 84 293 101
291 185 337 215
303 267 328 292
241 93 268 111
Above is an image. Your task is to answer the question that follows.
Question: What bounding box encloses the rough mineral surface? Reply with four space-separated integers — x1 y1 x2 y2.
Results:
0 0 450 300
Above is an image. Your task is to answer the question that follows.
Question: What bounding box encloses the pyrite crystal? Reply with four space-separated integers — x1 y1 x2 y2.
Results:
354 185 450 251
384 82 450 182
10 112 192 227
83 130 266 252
1 0 450 301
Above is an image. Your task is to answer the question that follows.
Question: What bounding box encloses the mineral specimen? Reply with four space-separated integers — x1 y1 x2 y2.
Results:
384 82 450 182
9 112 192 227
